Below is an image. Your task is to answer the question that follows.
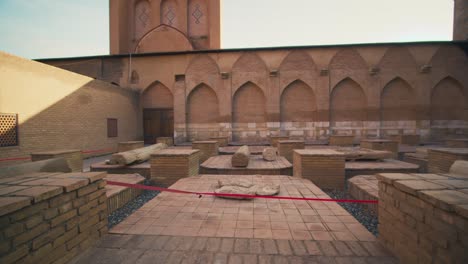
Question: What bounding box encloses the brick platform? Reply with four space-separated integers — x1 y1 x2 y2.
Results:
105 174 145 214
388 134 420 146
219 146 267 155
210 136 229 147
360 139 399 158
378 173 468 263
278 140 305 163
345 159 419 179
117 141 144 152
200 155 292 175
347 175 379 214
192 141 219 163
293 149 345 190
446 138 468 148
0 172 108 264
427 148 468 173
109 175 376 242
270 136 289 148
90 162 150 179
150 149 200 186
31 149 83 172
329 135 355 146
156 137 174 146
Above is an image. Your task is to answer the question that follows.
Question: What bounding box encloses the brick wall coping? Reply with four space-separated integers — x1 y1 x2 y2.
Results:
360 139 398 143
30 149 81 155
104 173 145 197
192 141 218 144
348 175 378 198
376 173 468 218
294 149 345 156
428 148 468 155
0 172 105 217
151 149 200 156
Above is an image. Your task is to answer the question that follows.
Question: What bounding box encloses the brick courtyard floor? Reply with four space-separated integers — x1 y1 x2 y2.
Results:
71 175 397 263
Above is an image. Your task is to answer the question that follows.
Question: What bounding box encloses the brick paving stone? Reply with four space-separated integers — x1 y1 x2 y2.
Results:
276 240 293 255
220 238 235 253
360 242 391 257
234 238 249 253
290 240 308 255
192 237 208 251
135 250 170 264
344 241 369 257
164 236 183 250
289 256 304 264
166 251 185 264
240 254 258 264
273 255 289 264
258 255 273 264
177 236 195 251
213 253 228 264
331 241 353 256
318 241 339 256
262 239 278 254
304 240 322 255
206 237 221 252
228 254 243 264
249 239 263 254
96 234 133 248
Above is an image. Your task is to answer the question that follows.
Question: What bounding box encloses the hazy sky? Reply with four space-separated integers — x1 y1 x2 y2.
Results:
0 0 455 59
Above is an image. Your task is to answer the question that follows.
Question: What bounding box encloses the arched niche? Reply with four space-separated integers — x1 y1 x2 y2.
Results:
279 50 317 90
141 82 173 109
231 53 268 94
380 78 415 122
185 55 220 93
134 25 193 53
188 0 208 37
280 80 316 122
378 46 418 70
329 49 367 71
134 0 151 41
330 78 367 125
160 0 178 27
187 83 219 124
430 77 467 122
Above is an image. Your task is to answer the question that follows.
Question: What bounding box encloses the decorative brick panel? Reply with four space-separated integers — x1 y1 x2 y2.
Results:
0 113 18 147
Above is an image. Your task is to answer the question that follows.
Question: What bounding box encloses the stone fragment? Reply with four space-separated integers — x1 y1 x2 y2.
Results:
255 184 280 196
262 147 277 161
109 143 167 165
217 179 253 188
214 179 280 199
231 145 250 167
214 186 257 200
448 160 468 177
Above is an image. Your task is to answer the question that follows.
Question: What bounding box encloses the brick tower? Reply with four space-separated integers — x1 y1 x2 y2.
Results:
109 0 221 54
453 0 468 40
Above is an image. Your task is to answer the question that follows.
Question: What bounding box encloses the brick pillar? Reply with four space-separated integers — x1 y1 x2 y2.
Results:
192 141 219 163
150 149 200 186
278 140 305 163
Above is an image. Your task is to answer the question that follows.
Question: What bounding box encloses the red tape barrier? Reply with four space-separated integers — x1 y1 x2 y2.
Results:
0 148 114 162
106 181 379 204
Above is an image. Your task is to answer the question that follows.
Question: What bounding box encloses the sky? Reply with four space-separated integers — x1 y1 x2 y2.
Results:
0 0 455 59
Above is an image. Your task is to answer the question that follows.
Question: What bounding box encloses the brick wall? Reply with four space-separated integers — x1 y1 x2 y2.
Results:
0 172 108 264
0 52 141 167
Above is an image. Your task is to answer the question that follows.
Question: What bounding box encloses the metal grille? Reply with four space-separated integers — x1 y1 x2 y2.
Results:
107 118 118 138
0 113 18 147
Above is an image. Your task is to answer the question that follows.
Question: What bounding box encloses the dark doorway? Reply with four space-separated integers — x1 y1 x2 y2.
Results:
143 109 174 144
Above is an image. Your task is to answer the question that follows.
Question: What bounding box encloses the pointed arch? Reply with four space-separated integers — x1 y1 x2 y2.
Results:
380 77 415 122
232 82 267 124
280 80 316 122
279 50 317 72
329 49 367 70
378 46 418 70
430 45 468 69
134 0 151 40
185 55 220 93
141 81 173 109
330 78 367 124
134 24 193 53
187 83 219 124
430 77 467 121
231 53 269 94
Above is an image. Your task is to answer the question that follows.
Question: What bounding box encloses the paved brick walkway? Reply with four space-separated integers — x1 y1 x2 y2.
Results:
71 234 397 264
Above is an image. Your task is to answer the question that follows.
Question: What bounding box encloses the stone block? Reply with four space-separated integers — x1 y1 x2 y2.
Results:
278 140 305 163
150 149 200 186
360 139 399 158
427 148 468 173
270 136 289 148
329 135 355 146
210 136 229 147
192 141 219 163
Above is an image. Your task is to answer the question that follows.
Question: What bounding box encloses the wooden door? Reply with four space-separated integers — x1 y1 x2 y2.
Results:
143 109 174 144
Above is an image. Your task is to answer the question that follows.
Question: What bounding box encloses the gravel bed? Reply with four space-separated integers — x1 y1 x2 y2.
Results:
107 180 161 228
324 189 379 236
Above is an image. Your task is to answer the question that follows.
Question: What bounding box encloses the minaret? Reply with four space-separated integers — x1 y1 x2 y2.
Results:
109 0 220 54
453 0 468 40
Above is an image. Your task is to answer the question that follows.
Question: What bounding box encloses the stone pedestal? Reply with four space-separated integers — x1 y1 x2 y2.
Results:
293 149 345 189
329 135 355 146
31 149 83 172
270 136 289 147
210 136 229 147
377 173 468 263
278 140 305 162
156 137 174 146
360 139 399 158
118 141 144 152
192 140 219 163
150 149 200 186
446 138 468 148
428 148 468 173
388 134 420 146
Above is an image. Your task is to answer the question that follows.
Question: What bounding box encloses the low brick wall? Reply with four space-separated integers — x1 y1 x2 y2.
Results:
403 152 428 173
105 174 145 214
0 172 108 264
210 136 229 147
427 148 468 173
278 140 305 163
293 149 345 189
329 135 355 146
117 141 144 152
157 137 174 146
388 134 420 146
192 141 219 163
150 149 200 186
348 175 378 214
378 172 468 263
31 149 83 172
361 139 399 159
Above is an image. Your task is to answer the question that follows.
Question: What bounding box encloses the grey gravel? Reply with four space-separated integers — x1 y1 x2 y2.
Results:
324 189 379 236
107 180 161 228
